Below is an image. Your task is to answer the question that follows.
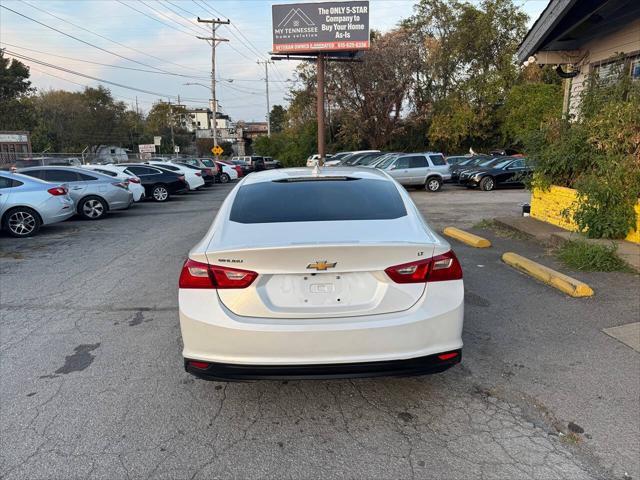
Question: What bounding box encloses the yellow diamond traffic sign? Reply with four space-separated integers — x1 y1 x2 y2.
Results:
211 145 223 156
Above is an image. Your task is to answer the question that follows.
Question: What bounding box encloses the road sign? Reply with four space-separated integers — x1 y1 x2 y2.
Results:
153 136 162 146
138 144 155 153
174 146 180 153
211 145 223 156
272 1 370 54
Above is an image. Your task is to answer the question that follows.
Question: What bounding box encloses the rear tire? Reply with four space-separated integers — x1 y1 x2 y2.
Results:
151 184 170 202
3 207 42 238
78 196 107 220
219 173 230 184
425 177 442 192
479 176 495 191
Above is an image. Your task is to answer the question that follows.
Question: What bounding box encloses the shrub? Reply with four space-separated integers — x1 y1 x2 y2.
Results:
526 56 640 239
556 240 632 272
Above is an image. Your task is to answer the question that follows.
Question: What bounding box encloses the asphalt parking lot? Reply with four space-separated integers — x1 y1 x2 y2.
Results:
1 183 638 479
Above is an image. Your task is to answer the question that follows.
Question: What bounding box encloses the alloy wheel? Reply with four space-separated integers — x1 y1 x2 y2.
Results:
153 187 168 201
427 179 441 191
483 178 494 191
8 211 36 236
83 199 105 219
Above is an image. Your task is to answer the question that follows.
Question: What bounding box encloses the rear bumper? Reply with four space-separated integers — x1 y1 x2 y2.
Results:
179 280 464 368
185 349 461 381
109 191 134 210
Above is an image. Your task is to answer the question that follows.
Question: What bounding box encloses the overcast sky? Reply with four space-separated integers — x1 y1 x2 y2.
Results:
1 0 548 122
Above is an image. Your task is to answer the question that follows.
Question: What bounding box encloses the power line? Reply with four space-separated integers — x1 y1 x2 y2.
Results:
139 0 207 36
15 0 208 75
160 0 211 34
192 0 263 62
6 50 210 101
201 0 267 60
0 3 192 78
0 42 211 79
115 0 199 37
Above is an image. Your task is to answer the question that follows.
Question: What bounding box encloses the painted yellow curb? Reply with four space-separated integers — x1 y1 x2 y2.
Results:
502 252 594 298
443 227 492 248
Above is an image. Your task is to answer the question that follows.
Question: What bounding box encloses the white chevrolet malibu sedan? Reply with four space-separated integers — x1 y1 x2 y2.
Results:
178 167 464 380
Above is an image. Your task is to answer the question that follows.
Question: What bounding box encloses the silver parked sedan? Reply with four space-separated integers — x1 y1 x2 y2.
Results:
0 172 74 237
18 166 133 220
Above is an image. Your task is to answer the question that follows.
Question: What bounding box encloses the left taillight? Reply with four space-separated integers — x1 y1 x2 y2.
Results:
179 259 258 289
385 250 462 283
112 181 129 189
47 186 68 196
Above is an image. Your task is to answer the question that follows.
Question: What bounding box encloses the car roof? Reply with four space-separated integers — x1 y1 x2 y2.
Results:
0 171 52 184
17 165 114 180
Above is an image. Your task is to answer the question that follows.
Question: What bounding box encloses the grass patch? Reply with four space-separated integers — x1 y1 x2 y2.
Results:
559 432 582 445
556 240 633 272
472 219 529 240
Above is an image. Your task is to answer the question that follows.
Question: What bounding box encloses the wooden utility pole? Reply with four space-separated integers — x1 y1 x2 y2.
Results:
257 60 273 137
197 17 229 154
316 53 326 166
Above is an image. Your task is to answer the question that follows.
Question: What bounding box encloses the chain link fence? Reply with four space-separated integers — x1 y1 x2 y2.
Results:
0 152 213 170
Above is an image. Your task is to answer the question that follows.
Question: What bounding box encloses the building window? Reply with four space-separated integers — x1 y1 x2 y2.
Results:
631 58 640 81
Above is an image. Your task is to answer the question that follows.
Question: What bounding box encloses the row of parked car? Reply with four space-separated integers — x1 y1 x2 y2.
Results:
0 157 253 238
306 151 532 192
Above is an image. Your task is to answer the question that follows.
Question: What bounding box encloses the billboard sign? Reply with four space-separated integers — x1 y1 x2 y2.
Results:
138 144 155 153
272 1 369 54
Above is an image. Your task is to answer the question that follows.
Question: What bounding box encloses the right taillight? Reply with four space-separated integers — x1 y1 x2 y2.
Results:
385 250 462 283
179 259 258 289
47 186 68 196
129 177 140 184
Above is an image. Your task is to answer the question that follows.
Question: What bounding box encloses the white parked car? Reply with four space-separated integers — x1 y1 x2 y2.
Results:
216 161 238 182
178 167 464 380
81 164 145 202
147 161 204 191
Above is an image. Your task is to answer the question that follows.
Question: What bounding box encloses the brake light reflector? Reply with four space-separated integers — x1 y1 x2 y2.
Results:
188 360 210 369
385 250 462 283
438 352 459 361
47 186 68 196
179 259 258 289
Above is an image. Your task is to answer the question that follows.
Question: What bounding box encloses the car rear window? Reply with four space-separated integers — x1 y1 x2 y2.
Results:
230 178 407 223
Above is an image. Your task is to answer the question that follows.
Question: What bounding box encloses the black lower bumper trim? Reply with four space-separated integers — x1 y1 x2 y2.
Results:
184 350 461 381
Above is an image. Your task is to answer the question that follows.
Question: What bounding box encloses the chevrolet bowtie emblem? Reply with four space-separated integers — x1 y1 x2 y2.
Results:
307 261 337 271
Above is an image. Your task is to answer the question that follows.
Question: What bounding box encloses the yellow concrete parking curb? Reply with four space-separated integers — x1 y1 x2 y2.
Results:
501 252 594 298
443 227 492 248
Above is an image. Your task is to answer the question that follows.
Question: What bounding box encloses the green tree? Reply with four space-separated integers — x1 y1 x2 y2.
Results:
269 105 286 133
407 0 528 152
0 49 36 131
145 101 190 154
501 83 563 147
